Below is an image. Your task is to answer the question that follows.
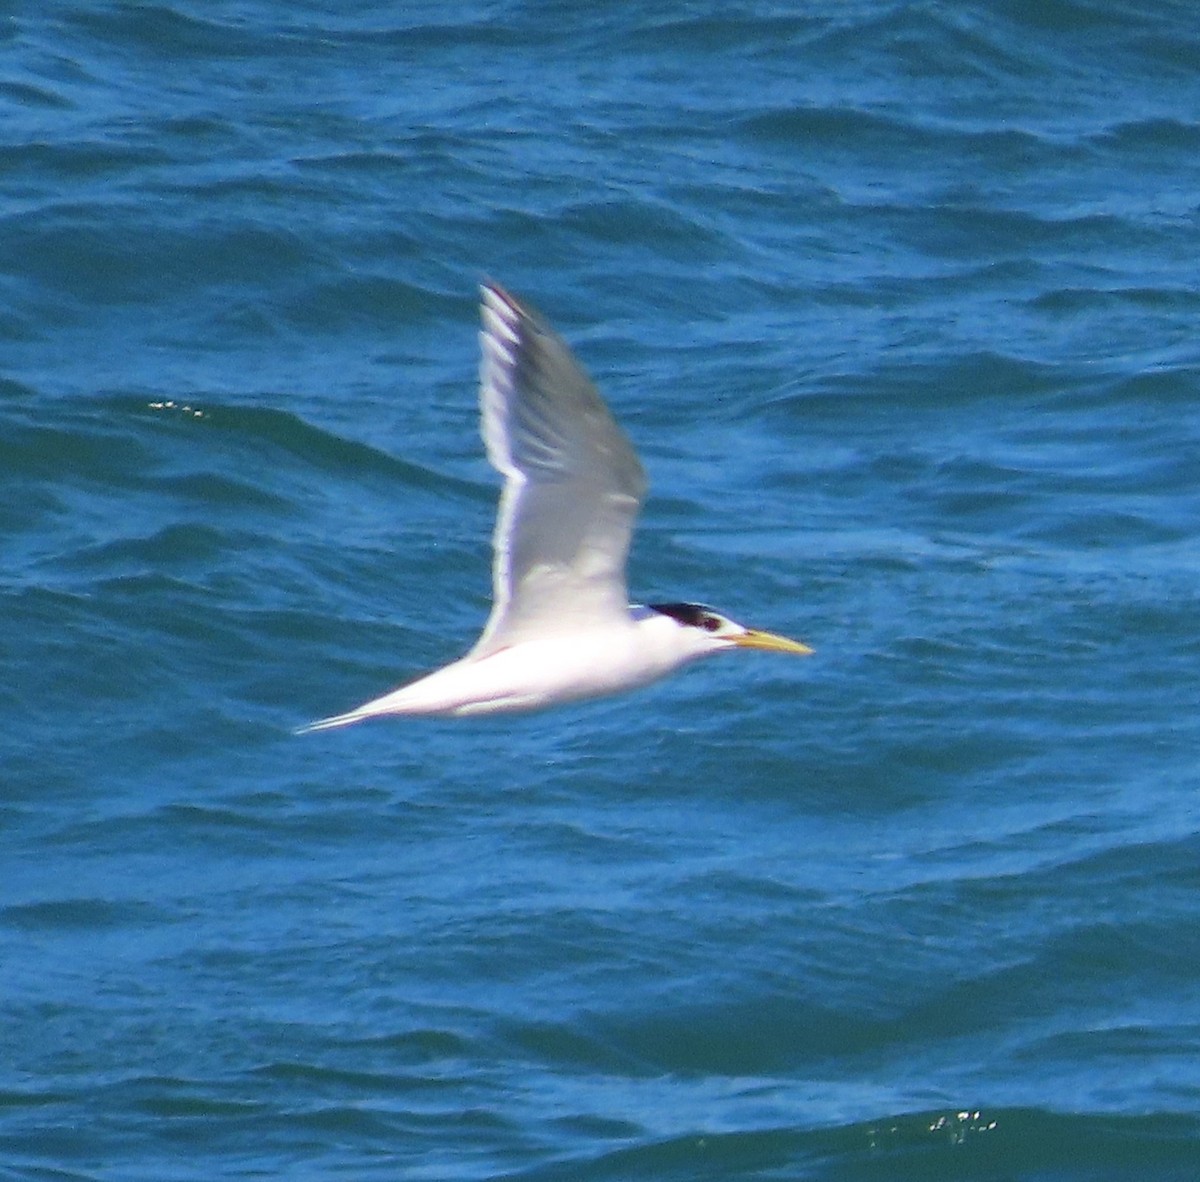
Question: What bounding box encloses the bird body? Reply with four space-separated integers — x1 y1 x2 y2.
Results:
303 609 707 725
299 283 810 733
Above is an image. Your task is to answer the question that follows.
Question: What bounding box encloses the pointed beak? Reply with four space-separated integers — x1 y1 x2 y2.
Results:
733 629 813 656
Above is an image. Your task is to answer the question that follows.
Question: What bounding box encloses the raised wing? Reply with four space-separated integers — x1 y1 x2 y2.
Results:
471 283 647 657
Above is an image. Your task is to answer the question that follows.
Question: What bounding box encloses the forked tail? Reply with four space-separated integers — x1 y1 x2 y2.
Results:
293 708 373 735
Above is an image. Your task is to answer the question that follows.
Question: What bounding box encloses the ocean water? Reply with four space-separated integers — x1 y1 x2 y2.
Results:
3 1 1200 1178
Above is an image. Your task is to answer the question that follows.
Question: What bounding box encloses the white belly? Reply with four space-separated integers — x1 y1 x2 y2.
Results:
382 629 668 716
350 614 694 719
298 611 704 731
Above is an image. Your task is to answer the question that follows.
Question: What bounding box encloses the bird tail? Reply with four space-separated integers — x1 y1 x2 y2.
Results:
294 708 375 735
294 675 437 734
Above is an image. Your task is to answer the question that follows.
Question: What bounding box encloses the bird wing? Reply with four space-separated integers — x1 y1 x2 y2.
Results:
470 283 647 658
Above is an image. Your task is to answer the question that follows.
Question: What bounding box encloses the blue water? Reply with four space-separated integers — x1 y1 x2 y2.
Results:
4 2 1200 1178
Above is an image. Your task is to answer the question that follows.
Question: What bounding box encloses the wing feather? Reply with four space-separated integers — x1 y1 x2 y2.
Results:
471 284 646 656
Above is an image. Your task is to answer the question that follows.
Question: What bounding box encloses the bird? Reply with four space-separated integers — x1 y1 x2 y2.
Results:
298 282 811 731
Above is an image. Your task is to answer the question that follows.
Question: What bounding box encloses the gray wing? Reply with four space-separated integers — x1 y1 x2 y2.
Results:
470 283 647 657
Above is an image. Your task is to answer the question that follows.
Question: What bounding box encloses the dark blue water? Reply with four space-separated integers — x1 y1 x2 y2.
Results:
4 3 1200 1178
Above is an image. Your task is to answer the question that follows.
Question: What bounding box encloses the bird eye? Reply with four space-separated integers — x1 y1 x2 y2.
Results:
702 615 721 632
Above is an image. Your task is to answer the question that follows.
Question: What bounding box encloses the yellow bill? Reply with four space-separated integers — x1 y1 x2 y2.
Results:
734 629 814 656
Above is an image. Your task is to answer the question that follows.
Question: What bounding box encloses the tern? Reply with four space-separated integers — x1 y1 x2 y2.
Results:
299 283 811 731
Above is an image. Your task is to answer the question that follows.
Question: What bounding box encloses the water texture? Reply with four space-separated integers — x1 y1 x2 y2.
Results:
3 2 1199 1179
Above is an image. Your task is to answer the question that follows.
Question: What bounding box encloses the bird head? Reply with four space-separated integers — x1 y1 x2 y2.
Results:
648 602 813 658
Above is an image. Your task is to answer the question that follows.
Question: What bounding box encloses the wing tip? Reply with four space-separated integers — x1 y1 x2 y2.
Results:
480 278 517 309
481 281 549 338
480 281 526 348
